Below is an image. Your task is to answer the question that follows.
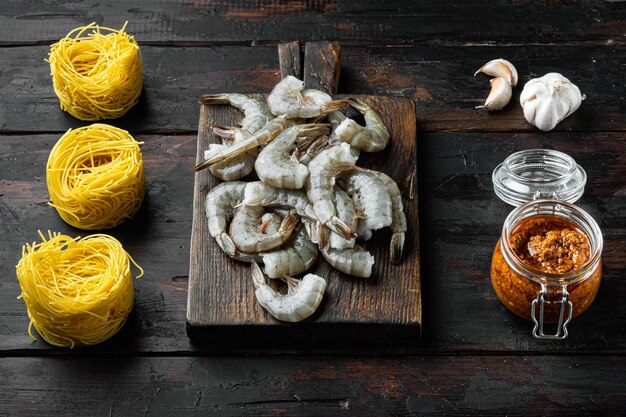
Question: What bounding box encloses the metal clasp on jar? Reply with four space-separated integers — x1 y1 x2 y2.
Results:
531 283 573 340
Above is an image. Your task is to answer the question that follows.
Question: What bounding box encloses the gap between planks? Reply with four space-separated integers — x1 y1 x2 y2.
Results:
2 348 626 359
1 39 624 48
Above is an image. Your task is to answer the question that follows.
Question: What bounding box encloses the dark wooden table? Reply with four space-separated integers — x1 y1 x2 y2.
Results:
1 1 624 416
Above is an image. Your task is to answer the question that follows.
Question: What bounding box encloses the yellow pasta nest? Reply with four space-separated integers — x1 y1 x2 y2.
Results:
47 123 145 230
48 22 143 121
15 231 143 348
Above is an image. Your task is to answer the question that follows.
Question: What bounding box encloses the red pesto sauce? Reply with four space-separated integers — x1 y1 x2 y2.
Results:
509 216 591 274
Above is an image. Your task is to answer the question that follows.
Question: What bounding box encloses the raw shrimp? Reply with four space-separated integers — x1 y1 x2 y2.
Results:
327 111 347 130
337 170 392 237
204 127 257 181
267 76 347 119
243 181 317 221
321 245 375 278
334 98 390 152
301 89 336 123
328 188 357 250
291 134 331 167
196 116 289 171
212 124 249 144
306 143 358 239
260 225 319 279
255 123 329 189
251 262 326 322
242 182 322 244
259 212 282 234
230 205 299 253
205 182 248 257
201 93 273 135
372 171 407 264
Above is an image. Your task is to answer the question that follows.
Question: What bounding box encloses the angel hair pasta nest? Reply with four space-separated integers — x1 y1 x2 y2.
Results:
48 22 143 121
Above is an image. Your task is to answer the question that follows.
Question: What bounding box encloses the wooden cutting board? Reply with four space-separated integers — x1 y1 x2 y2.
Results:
186 42 421 345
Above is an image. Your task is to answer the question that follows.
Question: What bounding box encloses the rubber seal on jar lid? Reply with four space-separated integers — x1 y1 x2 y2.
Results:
492 149 587 206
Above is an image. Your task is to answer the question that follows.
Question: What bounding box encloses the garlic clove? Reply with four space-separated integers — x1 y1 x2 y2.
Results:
520 73 584 131
474 59 518 87
476 77 512 111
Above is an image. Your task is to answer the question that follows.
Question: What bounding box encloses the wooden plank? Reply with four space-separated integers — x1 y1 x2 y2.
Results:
0 0 623 45
278 41 302 79
187 94 421 344
1 355 625 416
303 41 341 94
1 44 623 134
0 132 624 354
0 134 196 353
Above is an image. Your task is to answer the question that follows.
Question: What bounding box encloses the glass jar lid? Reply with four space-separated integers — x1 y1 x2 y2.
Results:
492 149 587 206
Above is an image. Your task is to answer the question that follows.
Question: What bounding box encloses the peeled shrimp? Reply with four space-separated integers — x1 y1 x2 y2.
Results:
267 76 348 119
260 225 319 279
255 124 329 189
306 143 358 239
335 98 390 152
328 188 357 250
243 181 317 221
251 262 326 322
321 245 375 278
230 205 299 253
196 116 289 171
205 182 249 257
204 127 257 181
337 170 392 238
201 93 273 135
371 171 407 264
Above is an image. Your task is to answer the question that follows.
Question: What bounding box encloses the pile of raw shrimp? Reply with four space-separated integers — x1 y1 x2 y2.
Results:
197 75 406 323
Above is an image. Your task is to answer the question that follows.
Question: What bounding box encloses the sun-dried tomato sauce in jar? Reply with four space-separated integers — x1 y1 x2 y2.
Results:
491 150 603 339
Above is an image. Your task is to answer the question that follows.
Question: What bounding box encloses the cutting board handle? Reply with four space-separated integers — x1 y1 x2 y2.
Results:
277 41 341 95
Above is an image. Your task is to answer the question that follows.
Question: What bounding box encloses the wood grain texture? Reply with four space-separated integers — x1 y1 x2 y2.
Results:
278 41 302 79
1 132 624 354
187 94 421 344
0 134 195 353
303 41 341 94
2 2 626 414
1 44 623 133
0 0 623 45
2 355 625 416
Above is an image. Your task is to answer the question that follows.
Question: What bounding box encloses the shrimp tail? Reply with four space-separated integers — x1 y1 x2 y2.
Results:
306 135 330 157
297 123 331 139
304 220 320 244
347 97 369 113
279 210 300 233
281 275 300 294
251 261 266 289
216 233 237 257
390 232 405 265
336 165 363 179
329 216 358 240
212 124 238 139
201 94 230 105
317 224 331 251
322 99 349 113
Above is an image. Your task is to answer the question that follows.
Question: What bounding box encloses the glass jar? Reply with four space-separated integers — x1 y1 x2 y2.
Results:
491 149 603 339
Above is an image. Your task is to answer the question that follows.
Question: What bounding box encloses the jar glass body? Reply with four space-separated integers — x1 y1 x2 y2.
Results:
490 200 602 327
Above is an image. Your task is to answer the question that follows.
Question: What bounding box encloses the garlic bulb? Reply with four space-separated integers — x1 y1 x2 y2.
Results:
520 73 584 131
476 77 512 111
474 59 518 87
